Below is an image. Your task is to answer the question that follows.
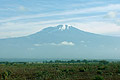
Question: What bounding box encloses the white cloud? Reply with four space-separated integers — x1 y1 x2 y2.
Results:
114 48 118 51
19 6 27 11
33 41 75 46
0 16 99 38
33 44 41 46
0 22 46 39
60 41 75 46
27 48 34 50
0 4 120 23
51 41 75 46
0 8 15 11
104 11 117 18
100 45 105 47
68 22 120 34
84 45 88 47
80 40 85 43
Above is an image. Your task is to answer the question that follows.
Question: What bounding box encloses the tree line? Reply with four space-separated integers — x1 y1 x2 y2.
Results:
43 59 109 64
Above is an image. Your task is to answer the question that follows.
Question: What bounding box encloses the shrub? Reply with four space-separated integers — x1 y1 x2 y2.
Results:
97 70 102 75
98 66 106 70
93 75 104 80
62 69 69 73
99 60 109 65
2 70 11 80
116 69 120 73
79 68 85 72
69 69 74 72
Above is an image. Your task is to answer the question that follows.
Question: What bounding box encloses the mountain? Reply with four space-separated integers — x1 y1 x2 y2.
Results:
0 25 120 59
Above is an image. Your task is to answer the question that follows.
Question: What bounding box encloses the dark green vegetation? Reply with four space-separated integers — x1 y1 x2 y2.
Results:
0 60 120 80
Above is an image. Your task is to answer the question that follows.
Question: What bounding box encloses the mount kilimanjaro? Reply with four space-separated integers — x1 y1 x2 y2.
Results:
0 25 120 59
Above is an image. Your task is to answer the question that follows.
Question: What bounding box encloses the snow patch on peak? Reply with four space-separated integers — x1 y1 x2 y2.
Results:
59 25 66 30
58 25 71 31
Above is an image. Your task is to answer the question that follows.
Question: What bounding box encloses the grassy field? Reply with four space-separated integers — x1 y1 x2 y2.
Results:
0 61 120 80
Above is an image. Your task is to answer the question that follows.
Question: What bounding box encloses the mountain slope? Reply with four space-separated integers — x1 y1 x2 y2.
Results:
0 25 120 59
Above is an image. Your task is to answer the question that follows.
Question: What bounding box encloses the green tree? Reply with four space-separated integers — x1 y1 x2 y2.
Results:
99 60 109 65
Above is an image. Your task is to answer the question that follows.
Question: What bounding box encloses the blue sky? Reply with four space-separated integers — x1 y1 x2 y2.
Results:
1 0 120 38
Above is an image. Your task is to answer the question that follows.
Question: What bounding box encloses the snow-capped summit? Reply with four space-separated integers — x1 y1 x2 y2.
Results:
57 25 72 31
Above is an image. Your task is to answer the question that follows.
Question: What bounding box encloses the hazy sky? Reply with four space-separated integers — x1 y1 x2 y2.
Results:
0 0 120 38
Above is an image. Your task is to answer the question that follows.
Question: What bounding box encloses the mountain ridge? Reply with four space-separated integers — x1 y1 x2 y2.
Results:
0 25 120 59
1 24 119 40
